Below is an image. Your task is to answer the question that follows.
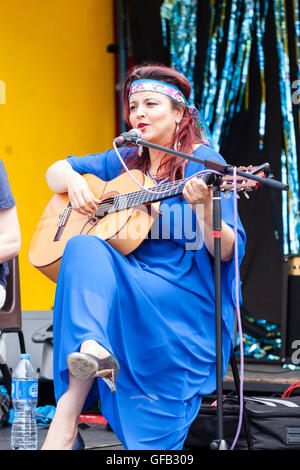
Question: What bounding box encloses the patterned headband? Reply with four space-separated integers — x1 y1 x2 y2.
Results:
129 79 187 105
128 79 212 147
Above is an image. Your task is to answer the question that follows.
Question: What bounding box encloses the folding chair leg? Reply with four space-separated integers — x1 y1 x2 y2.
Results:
17 329 26 354
0 327 26 397
0 327 26 354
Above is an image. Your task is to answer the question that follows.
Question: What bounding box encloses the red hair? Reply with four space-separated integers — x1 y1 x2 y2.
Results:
121 63 203 181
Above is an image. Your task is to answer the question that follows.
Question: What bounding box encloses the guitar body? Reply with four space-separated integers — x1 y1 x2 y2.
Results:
29 170 160 282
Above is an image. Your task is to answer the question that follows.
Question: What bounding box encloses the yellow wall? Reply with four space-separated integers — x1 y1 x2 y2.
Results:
0 0 115 310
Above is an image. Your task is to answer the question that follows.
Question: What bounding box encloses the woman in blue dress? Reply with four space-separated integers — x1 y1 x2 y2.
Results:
41 64 246 450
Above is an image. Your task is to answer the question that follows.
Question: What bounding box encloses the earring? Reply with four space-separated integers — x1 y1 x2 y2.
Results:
138 145 143 157
174 123 180 151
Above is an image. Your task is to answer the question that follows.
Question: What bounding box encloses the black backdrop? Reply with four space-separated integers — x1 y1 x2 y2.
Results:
123 0 300 326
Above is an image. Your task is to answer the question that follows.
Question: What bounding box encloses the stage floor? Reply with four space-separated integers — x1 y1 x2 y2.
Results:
0 359 299 451
0 421 124 451
224 358 300 394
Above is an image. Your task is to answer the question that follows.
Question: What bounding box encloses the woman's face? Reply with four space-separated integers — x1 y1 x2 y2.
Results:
128 91 183 147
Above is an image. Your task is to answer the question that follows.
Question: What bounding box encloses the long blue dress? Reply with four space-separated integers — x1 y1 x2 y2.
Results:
52 144 246 450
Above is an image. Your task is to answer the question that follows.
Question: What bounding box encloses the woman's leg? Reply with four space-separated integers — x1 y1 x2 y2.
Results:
41 340 110 450
41 374 93 450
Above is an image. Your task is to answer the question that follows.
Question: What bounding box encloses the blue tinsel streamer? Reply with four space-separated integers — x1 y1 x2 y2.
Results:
161 0 300 256
274 0 300 255
161 0 198 104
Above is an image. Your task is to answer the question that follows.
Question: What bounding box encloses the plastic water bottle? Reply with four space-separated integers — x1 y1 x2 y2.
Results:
10 353 38 450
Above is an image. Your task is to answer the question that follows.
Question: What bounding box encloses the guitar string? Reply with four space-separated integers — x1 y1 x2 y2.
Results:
96 143 254 216
95 173 249 215
96 180 188 214
96 179 186 214
95 172 213 215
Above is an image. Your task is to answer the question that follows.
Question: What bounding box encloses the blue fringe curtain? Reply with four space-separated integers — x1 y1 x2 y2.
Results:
161 0 300 256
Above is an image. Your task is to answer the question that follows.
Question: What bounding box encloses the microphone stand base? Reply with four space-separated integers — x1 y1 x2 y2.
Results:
210 439 230 451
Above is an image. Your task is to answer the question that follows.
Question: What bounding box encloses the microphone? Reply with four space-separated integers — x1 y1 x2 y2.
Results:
113 128 142 145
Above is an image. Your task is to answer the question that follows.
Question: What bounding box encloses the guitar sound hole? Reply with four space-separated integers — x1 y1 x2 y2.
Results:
96 199 114 219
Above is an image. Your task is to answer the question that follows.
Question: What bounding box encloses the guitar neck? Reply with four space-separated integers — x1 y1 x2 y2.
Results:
110 173 212 213
93 163 267 218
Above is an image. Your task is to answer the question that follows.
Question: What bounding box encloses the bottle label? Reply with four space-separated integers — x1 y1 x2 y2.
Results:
11 380 38 400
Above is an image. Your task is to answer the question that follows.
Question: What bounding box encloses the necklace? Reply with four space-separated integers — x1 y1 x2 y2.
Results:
146 169 157 179
146 170 168 185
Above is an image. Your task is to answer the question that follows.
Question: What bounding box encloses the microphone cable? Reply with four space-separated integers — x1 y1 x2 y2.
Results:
230 165 244 450
112 141 222 195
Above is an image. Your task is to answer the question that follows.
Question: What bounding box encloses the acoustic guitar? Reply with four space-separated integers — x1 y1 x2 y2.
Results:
28 165 268 282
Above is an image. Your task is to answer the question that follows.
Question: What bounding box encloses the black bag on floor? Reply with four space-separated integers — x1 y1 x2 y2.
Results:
184 394 300 450
0 385 10 427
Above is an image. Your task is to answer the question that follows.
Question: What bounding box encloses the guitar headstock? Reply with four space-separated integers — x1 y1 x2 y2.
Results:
220 163 270 198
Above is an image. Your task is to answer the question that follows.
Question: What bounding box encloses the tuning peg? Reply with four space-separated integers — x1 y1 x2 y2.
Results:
243 191 250 199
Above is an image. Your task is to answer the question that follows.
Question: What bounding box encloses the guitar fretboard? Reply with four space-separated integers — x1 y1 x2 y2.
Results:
96 173 212 216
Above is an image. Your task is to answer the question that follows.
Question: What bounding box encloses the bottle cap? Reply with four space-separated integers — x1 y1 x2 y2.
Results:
20 353 30 359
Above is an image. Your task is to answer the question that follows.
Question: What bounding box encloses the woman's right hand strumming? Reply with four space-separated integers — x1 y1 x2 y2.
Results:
46 160 100 216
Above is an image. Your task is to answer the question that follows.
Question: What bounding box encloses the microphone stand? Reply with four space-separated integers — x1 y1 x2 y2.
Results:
127 136 288 449
211 177 228 450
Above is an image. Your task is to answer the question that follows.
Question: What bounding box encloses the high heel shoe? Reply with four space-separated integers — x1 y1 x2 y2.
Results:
72 432 85 450
67 352 119 392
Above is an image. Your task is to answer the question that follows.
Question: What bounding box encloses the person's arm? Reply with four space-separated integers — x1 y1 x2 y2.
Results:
0 205 21 263
183 177 235 262
46 160 100 216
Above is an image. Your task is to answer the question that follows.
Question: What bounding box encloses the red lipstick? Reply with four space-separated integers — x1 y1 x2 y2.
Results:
138 123 149 131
